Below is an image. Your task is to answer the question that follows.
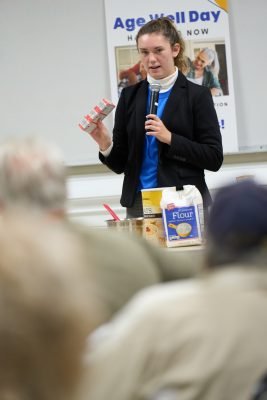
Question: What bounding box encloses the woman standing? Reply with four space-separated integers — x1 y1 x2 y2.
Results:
88 18 223 218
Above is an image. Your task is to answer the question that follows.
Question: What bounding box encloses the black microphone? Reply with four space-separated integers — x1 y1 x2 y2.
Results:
148 83 161 114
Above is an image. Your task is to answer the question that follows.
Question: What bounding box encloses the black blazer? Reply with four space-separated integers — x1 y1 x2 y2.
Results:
99 72 223 208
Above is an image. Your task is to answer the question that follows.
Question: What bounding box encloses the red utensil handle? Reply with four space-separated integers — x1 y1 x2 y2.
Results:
103 203 120 221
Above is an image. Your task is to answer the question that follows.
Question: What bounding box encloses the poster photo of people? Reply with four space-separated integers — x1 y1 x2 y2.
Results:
105 0 238 152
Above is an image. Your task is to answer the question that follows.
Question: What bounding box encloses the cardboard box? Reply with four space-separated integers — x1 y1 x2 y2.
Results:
79 98 115 134
141 187 176 247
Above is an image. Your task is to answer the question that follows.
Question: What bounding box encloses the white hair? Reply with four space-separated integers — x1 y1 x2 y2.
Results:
199 47 220 76
0 136 67 212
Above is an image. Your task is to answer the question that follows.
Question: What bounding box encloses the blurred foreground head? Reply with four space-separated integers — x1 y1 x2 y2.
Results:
0 137 66 216
0 212 102 400
206 180 267 267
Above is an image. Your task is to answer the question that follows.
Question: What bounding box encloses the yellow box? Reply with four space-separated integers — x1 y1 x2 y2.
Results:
141 187 175 247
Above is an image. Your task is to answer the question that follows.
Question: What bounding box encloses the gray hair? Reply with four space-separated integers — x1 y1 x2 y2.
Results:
199 47 220 76
0 136 67 213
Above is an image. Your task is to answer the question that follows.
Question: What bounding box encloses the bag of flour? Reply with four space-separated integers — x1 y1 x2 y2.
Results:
160 185 204 248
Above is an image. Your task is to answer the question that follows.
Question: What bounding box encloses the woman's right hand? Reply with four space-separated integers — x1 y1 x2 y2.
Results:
88 120 112 151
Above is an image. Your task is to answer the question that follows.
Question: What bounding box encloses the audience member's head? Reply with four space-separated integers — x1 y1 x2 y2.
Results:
205 179 267 267
0 138 200 327
0 212 102 400
0 136 66 216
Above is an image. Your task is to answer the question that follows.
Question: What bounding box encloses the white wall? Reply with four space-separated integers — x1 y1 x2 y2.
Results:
228 0 267 151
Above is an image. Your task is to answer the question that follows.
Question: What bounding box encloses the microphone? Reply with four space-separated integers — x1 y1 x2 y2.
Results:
148 83 161 115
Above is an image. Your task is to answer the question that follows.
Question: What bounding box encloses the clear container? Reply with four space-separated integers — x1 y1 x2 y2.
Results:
129 217 144 237
106 218 144 237
106 219 131 233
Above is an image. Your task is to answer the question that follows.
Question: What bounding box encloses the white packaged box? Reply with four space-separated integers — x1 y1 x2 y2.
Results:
161 185 204 248
79 98 115 134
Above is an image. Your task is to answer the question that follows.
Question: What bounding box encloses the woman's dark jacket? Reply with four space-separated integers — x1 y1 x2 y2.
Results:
99 72 223 208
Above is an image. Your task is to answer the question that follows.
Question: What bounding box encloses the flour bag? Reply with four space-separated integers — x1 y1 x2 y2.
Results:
160 185 204 248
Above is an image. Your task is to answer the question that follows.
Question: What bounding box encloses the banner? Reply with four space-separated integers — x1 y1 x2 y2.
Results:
104 0 238 153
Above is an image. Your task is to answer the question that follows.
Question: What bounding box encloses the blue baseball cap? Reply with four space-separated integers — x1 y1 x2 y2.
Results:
206 180 267 258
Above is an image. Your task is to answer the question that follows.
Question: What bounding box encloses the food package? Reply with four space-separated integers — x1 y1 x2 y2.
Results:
79 98 115 134
160 185 204 248
141 187 176 247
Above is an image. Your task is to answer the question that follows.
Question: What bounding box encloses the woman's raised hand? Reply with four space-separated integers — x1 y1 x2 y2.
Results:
89 120 112 151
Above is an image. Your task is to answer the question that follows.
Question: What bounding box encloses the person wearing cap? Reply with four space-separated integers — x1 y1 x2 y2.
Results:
85 179 267 400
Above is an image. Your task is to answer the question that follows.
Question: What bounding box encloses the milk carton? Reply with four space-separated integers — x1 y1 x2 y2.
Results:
161 185 204 248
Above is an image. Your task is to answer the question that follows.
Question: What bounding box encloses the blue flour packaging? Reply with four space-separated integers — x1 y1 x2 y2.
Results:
160 185 204 248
